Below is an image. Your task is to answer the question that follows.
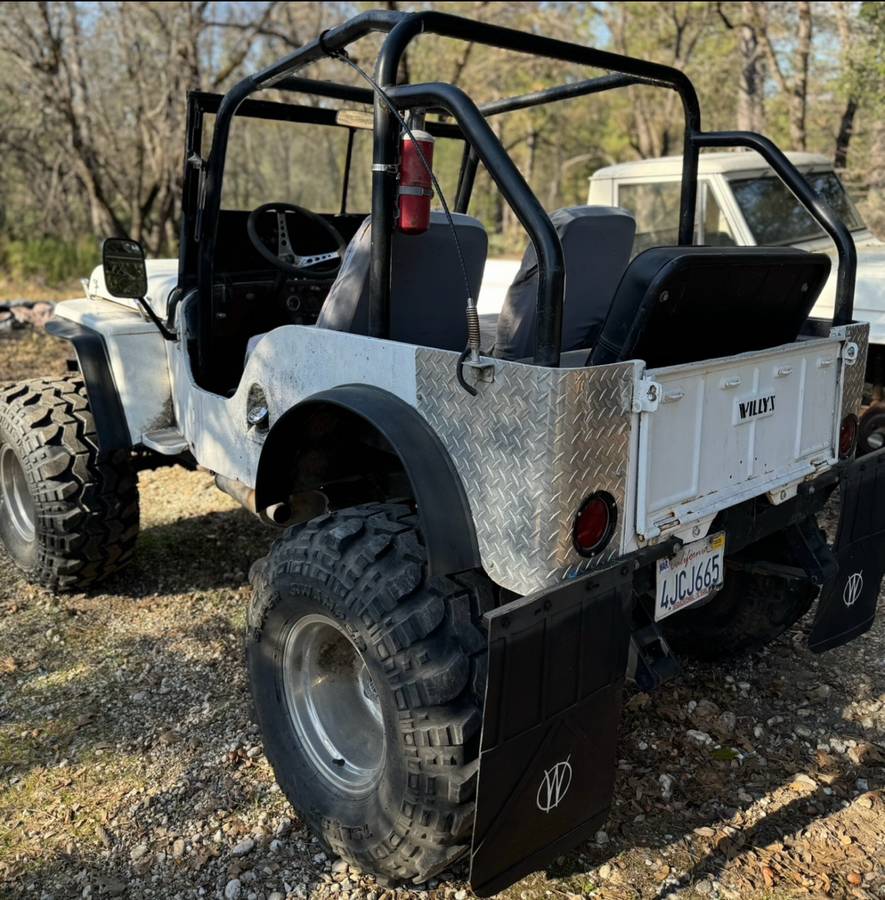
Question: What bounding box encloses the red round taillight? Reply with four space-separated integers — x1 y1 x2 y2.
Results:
839 414 858 459
573 492 617 556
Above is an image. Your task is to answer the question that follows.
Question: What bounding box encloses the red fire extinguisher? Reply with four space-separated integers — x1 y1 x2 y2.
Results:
397 130 435 235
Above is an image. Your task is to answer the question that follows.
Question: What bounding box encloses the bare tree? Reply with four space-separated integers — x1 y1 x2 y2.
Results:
753 1 813 150
717 1 766 132
834 3 857 170
595 2 715 158
0 1 279 254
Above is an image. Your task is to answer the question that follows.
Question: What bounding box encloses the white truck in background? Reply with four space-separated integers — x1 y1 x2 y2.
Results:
481 151 885 451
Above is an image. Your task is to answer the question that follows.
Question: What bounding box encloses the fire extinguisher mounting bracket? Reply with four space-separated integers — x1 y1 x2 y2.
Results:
398 185 434 198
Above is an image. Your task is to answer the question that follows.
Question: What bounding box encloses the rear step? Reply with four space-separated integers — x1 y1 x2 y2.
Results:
141 427 189 455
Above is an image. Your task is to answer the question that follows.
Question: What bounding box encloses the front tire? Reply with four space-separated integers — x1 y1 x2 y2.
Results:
247 503 491 884
0 377 140 590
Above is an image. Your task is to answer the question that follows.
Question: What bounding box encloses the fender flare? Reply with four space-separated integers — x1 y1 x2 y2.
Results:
44 318 131 452
254 384 481 577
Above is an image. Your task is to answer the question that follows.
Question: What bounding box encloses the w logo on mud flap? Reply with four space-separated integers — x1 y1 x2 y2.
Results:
536 756 572 813
843 571 864 607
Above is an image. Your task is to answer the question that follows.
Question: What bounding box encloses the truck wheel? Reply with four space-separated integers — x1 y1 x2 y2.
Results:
659 532 817 661
247 503 491 884
0 377 139 590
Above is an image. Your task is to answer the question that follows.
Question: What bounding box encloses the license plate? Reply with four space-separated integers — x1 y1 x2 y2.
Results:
655 532 725 621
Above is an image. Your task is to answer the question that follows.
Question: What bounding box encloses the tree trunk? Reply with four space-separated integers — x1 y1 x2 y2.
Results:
754 0 812 151
834 97 858 170
736 1 765 131
789 1 812 151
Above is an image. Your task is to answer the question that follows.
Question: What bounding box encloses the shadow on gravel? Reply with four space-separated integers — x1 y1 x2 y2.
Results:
1 613 249 771
101 506 273 597
548 627 884 896
1 615 268 893
645 771 869 898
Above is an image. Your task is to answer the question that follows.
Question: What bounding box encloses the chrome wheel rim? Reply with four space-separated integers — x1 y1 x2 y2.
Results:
282 614 385 796
0 444 35 543
866 429 885 451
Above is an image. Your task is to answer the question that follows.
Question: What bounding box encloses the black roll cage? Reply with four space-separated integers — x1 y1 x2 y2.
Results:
191 8 857 376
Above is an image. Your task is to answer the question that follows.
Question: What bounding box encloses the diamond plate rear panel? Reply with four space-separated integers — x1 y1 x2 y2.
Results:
839 321 868 419
415 350 638 595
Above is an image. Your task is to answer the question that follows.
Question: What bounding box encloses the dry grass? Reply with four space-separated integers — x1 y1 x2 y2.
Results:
0 277 82 303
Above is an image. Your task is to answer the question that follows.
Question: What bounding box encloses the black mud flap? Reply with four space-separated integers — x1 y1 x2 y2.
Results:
468 564 633 897
809 448 885 653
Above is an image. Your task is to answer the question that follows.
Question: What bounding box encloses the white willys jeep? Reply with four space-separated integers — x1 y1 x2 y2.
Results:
1 10 883 895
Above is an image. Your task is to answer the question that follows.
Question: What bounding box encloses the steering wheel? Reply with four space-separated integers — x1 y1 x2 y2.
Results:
246 202 347 281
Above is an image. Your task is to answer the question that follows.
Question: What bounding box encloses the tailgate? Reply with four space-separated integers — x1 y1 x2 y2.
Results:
636 337 843 539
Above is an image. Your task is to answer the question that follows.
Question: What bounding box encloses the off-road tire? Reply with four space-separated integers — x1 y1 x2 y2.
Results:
0 377 139 590
660 529 818 661
247 503 492 884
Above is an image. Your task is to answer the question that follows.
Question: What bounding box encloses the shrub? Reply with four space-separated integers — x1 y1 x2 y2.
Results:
0 237 100 288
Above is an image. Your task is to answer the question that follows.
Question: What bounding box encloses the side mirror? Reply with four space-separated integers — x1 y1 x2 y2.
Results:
101 238 147 299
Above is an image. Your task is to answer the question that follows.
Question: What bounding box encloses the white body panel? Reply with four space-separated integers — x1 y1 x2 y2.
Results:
52 298 174 444
167 321 417 484
636 338 842 540
806 239 885 345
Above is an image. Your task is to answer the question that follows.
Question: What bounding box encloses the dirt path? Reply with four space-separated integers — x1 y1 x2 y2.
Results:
0 331 883 900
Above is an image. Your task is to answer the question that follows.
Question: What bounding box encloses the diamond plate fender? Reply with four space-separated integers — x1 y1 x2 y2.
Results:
469 563 633 896
416 348 639 595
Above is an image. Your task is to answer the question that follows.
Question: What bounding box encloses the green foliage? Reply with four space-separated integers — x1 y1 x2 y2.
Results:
847 2 885 101
0 238 99 288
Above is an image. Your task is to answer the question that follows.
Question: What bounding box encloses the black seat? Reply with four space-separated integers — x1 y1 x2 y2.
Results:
316 212 487 351
589 246 832 368
494 206 635 360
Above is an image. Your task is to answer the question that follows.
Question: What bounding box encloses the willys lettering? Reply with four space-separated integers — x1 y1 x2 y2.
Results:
736 393 776 423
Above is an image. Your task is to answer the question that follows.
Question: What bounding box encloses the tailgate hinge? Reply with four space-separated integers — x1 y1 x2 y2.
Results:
633 377 663 413
841 341 859 366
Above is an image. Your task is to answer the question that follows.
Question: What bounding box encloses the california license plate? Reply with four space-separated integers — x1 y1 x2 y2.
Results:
655 532 725 621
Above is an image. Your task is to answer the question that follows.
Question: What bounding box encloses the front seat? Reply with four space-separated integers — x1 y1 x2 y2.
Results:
316 211 487 352
494 206 635 360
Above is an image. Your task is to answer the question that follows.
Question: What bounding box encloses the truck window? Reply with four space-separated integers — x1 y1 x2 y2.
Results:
617 182 681 253
730 171 865 246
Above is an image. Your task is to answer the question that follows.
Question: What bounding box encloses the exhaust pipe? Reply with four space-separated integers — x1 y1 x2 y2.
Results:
214 474 325 527
214 474 292 527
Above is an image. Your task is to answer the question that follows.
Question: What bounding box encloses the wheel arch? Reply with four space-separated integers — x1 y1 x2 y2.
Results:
254 384 481 577
44 318 131 452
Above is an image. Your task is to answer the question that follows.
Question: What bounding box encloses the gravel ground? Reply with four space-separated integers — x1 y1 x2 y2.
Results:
0 328 883 900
